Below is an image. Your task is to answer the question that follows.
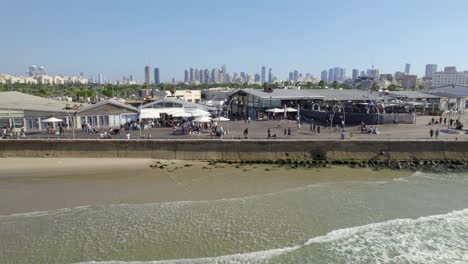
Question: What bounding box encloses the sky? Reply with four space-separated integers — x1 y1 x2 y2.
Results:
1 0 468 82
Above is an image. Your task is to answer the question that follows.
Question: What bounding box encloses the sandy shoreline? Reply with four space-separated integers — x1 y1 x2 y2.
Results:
0 158 411 215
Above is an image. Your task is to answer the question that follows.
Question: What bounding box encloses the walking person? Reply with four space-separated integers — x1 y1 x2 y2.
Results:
267 128 271 138
435 128 440 139
439 116 442 124
317 125 320 134
429 128 434 138
243 128 249 139
284 128 287 136
444 117 447 125
287 127 291 136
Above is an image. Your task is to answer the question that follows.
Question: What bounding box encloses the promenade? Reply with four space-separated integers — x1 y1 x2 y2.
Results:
13 114 468 141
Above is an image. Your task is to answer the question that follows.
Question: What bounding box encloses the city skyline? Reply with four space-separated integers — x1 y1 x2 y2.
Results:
1 0 468 81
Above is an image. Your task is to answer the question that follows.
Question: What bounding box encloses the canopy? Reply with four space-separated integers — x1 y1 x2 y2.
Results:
193 116 212 123
188 109 211 117
171 112 192 118
139 109 161 119
42 117 63 123
265 108 284 113
284 107 298 112
212 117 230 121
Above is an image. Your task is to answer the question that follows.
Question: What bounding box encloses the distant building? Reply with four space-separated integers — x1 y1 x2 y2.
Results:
405 63 411 75
340 68 346 81
98 73 103 84
321 70 328 82
154 68 160 85
254 73 260 82
129 75 135 82
352 69 359 80
367 69 380 81
425 64 437 79
432 66 468 87
328 68 334 82
184 70 189 83
289 72 294 81
333 67 341 82
189 68 194 83
401 75 417 89
261 66 266 83
165 90 201 103
144 65 151 85
268 68 273 83
293 70 299 82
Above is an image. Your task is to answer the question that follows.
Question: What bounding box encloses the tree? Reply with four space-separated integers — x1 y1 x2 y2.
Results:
341 83 353 89
387 84 400 91
318 80 326 89
371 82 380 91
332 81 339 89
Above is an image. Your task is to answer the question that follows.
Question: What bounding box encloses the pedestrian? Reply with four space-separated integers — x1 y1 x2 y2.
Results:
126 132 131 140
317 125 320 134
439 116 442 124
267 128 271 138
431 117 435 125
284 128 287 136
243 127 249 139
287 127 291 136
429 128 434 138
450 119 454 127
313 123 316 134
248 116 251 124
444 117 447 125
435 128 439 139
340 130 346 140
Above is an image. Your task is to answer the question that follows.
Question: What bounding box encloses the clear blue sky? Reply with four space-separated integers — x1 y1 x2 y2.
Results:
1 0 468 82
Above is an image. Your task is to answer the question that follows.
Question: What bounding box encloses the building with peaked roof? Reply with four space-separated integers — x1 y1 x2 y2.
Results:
76 99 139 128
0 91 86 130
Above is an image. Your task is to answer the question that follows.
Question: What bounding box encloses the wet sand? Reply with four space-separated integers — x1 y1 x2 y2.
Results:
0 158 412 215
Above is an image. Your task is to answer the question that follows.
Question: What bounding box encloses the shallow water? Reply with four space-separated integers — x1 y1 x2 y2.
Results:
1 169 467 264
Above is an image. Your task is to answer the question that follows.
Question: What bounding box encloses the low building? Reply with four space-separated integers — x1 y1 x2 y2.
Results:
426 85 468 112
0 91 84 130
76 100 139 128
432 67 468 87
401 75 417 89
385 91 441 113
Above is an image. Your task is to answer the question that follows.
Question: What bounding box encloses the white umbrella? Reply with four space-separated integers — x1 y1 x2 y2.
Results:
212 117 230 121
265 108 284 113
284 107 298 112
194 116 212 123
42 117 63 123
139 109 160 119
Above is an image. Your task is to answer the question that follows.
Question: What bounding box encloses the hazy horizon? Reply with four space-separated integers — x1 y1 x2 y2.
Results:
1 0 468 82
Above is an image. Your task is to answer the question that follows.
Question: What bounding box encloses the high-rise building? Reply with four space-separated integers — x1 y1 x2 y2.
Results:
254 73 260 82
293 70 299 82
340 68 346 81
333 67 341 82
129 75 135 82
268 68 273 83
144 65 151 85
401 75 417 89
184 70 189 83
189 68 194 82
352 69 359 80
98 73 103 84
328 68 334 82
321 70 328 81
289 72 294 81
261 66 266 83
221 65 227 83
405 63 411 75
154 68 160 85
425 64 437 79
367 69 380 81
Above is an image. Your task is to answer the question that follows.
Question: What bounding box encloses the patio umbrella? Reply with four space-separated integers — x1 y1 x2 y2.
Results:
193 116 212 123
265 108 284 113
212 117 230 121
42 117 63 123
284 107 298 112
189 110 211 117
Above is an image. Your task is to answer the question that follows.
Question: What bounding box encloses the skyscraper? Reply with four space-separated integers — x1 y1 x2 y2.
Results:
144 65 151 85
221 65 227 83
154 68 160 85
268 68 273 83
340 68 346 81
289 72 294 81
293 70 299 82
98 73 103 84
425 64 437 79
261 66 266 83
184 70 189 83
189 68 194 82
328 68 334 82
129 75 134 82
352 69 359 80
204 69 210 84
254 73 260 82
405 63 411 75
321 70 328 81
333 67 341 82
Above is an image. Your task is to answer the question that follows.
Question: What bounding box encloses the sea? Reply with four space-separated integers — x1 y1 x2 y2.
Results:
0 170 467 264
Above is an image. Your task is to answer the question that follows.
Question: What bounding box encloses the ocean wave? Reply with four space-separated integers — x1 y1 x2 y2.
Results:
75 208 468 264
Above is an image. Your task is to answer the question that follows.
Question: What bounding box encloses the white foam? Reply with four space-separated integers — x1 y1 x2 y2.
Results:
75 208 468 264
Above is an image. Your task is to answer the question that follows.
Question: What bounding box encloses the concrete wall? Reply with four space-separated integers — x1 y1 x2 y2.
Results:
0 139 467 161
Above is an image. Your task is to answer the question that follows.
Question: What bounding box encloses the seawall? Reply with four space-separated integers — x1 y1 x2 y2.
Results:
0 139 467 161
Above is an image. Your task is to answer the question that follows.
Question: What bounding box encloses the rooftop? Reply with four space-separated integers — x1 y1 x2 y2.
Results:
385 91 441 99
428 85 468 98
0 91 86 112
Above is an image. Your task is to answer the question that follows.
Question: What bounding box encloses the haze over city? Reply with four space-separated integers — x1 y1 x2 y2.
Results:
1 0 468 81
